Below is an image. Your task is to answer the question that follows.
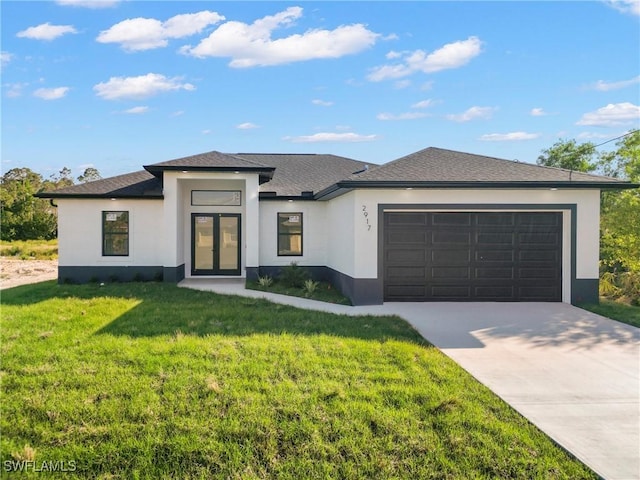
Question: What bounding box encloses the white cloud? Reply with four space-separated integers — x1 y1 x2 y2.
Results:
446 106 496 122
56 0 120 7
285 132 378 143
377 112 428 121
171 110 185 117
530 107 547 116
479 132 540 141
421 80 435 91
180 6 379 67
591 75 640 91
394 79 411 89
93 73 195 100
4 83 26 98
97 11 225 51
202 129 212 135
33 86 69 100
123 106 149 114
576 102 640 126
605 0 640 16
1 51 13 67
386 50 402 59
312 99 333 106
412 99 434 109
17 23 78 41
368 36 483 82
236 122 259 129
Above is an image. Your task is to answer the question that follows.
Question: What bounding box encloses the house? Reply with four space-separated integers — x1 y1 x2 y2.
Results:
37 147 637 306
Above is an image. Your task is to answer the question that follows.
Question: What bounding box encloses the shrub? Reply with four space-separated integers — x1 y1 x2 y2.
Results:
279 262 310 288
257 275 273 288
303 279 319 297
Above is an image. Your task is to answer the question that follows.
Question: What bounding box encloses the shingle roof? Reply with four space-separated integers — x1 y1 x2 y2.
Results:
144 150 272 171
35 170 162 198
234 153 369 196
349 147 626 184
37 147 635 200
143 150 275 183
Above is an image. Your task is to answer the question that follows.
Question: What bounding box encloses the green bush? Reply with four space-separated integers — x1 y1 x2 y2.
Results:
278 262 310 288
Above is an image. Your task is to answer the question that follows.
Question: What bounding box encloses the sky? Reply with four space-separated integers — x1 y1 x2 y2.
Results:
1 0 639 180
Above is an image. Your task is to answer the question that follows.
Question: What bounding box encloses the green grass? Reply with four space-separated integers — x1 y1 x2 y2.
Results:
580 298 640 328
1 282 596 479
246 279 351 305
0 240 58 260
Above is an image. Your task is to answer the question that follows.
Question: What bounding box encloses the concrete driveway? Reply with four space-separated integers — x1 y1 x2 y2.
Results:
386 302 640 480
181 280 639 480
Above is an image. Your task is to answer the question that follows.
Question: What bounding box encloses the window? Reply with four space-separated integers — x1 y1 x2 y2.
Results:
191 190 241 206
103 211 129 256
278 212 302 256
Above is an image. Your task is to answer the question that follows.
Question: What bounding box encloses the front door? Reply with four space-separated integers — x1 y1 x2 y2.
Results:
191 213 241 275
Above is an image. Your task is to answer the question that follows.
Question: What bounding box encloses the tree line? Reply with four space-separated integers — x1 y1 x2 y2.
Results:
537 130 639 301
0 167 101 241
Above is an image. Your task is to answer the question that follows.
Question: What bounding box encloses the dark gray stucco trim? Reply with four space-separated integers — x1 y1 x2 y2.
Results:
246 267 260 281
572 279 599 304
58 266 163 284
163 264 185 283
377 203 598 305
326 268 383 306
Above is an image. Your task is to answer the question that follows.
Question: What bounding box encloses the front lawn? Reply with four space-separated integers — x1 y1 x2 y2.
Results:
580 298 640 328
1 282 595 479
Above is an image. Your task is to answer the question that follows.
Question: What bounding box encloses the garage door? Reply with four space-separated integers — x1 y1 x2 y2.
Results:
383 212 562 302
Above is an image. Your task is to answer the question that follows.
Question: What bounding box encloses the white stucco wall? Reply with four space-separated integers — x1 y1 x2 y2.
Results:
258 200 328 266
56 198 164 266
325 191 357 276
321 188 601 303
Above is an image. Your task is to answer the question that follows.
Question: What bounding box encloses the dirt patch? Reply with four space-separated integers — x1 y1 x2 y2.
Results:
0 258 58 290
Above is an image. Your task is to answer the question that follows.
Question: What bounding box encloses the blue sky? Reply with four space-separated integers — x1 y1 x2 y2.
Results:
2 1 639 179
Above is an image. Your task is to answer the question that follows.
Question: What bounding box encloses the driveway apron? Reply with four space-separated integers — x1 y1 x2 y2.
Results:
391 302 640 480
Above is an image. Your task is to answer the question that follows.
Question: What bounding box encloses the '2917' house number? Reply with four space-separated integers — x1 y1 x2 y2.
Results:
362 205 371 231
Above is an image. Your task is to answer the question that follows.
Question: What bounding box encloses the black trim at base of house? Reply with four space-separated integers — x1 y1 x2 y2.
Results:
571 279 599 305
58 265 164 284
163 264 185 283
327 268 383 305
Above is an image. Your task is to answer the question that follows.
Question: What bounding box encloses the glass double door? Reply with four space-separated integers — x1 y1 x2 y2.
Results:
191 213 241 275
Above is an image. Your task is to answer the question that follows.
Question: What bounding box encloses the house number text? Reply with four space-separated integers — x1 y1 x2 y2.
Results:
362 205 371 231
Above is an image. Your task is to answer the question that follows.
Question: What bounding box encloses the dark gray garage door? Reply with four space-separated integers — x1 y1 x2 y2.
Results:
383 212 562 302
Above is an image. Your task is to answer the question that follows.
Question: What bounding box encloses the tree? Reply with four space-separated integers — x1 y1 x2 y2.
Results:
537 138 598 172
599 130 640 275
49 167 74 189
0 168 57 240
77 167 102 184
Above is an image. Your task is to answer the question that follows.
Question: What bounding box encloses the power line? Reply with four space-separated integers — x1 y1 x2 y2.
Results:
593 130 637 148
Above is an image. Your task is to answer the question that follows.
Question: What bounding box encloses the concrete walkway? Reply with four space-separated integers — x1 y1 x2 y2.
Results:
180 279 640 480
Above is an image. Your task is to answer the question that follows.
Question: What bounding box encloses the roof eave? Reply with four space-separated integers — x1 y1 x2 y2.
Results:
144 165 275 175
314 180 638 200
335 180 639 190
35 193 164 200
